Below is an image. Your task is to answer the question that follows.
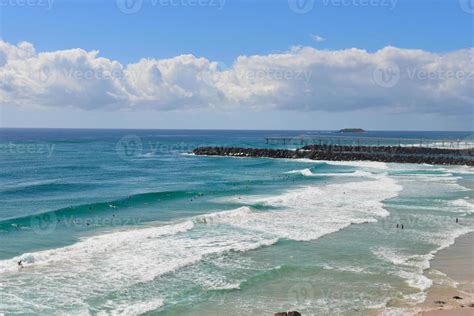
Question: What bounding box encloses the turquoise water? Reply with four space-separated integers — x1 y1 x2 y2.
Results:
0 129 472 315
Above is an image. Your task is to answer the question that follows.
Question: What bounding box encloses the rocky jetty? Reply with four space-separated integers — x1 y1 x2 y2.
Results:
274 311 301 316
192 145 473 166
301 144 473 156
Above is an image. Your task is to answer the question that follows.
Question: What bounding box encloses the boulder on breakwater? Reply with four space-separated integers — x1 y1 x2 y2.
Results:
192 145 473 166
274 311 302 316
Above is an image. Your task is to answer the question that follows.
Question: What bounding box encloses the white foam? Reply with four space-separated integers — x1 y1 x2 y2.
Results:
0 216 278 311
0 220 196 275
372 246 433 301
392 171 471 196
399 271 433 292
207 282 241 290
317 170 376 178
449 166 474 175
321 263 374 274
315 160 389 170
450 198 474 213
396 173 462 181
194 206 253 224
285 168 314 176
105 298 164 316
372 224 474 304
209 174 401 241
137 152 156 158
286 168 376 178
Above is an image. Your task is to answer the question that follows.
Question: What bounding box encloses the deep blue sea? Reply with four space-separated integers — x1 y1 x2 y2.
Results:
0 129 472 315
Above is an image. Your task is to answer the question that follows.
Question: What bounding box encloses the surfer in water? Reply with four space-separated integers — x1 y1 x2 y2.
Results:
17 260 23 268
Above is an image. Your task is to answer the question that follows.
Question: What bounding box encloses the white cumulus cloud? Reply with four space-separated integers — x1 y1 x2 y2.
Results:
310 34 326 42
0 41 472 116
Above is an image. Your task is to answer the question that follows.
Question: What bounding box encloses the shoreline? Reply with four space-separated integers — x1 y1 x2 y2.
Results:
416 231 474 315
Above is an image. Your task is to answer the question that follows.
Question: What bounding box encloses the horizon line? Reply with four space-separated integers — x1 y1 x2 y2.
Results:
0 127 473 133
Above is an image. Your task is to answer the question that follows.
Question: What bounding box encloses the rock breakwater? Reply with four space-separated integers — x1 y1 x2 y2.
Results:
192 145 473 166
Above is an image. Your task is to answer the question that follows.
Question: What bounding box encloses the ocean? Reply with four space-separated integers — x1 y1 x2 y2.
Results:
0 129 472 315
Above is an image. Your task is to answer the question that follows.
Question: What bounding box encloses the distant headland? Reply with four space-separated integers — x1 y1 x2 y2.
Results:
339 128 366 133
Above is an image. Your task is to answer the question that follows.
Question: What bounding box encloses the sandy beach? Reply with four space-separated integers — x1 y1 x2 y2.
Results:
416 231 474 315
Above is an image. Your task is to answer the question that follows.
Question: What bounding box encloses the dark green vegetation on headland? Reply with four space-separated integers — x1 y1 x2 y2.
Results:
193 145 474 166
339 128 366 133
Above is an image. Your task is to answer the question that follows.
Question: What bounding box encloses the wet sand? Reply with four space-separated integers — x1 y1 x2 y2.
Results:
417 232 474 315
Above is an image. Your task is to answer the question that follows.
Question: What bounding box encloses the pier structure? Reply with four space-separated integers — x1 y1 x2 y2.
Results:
264 136 474 150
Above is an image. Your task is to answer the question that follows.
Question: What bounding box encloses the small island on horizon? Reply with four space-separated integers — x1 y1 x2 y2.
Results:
339 128 366 133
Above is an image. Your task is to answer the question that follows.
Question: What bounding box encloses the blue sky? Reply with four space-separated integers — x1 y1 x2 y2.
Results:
0 0 473 130
3 0 472 63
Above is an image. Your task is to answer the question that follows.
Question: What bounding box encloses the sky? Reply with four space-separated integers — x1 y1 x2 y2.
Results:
0 0 473 130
